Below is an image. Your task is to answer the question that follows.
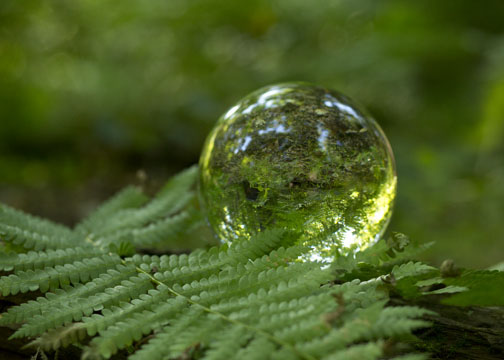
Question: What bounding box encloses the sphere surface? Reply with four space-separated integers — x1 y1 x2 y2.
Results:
199 83 396 259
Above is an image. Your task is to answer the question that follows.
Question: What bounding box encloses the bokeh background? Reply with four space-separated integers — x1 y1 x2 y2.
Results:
1 0 504 267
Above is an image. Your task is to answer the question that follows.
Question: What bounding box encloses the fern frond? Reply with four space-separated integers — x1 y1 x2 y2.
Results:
333 235 434 281
425 285 468 295
154 308 223 358
0 246 102 272
391 262 437 280
0 254 123 296
0 224 78 251
11 273 154 339
83 250 424 360
442 270 504 306
371 306 433 337
203 325 251 360
26 323 88 352
126 305 205 360
83 260 328 358
234 336 276 360
0 204 73 240
131 209 202 248
80 286 172 337
0 264 138 326
0 204 79 251
394 267 504 306
89 166 198 245
84 296 189 359
205 264 332 313
324 341 383 360
148 230 303 287
75 186 148 235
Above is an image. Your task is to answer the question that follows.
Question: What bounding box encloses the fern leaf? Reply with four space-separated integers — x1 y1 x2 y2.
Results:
234 336 276 360
0 223 77 251
372 306 433 338
89 166 198 243
323 341 383 360
0 264 137 326
0 254 122 296
203 325 251 360
75 186 148 235
147 230 303 288
206 265 333 314
0 246 103 272
26 323 88 352
126 306 203 360
11 273 154 339
131 209 202 248
84 296 189 359
425 285 468 295
0 204 79 251
158 309 223 357
391 262 437 280
0 204 73 239
442 270 504 306
80 286 172 337
333 236 434 280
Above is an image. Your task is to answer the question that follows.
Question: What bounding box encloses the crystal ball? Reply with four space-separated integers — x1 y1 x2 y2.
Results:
198 83 396 259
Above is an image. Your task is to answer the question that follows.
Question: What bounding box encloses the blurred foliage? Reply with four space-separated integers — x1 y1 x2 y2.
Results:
1 0 504 267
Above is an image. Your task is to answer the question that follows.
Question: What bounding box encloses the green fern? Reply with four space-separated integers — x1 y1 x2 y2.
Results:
0 166 437 360
0 204 80 251
439 270 504 306
390 261 504 306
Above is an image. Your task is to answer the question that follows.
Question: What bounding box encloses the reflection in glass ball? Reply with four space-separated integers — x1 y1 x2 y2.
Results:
199 83 396 260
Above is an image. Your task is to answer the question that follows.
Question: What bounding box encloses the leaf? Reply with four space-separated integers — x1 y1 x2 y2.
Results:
442 270 504 306
392 262 437 280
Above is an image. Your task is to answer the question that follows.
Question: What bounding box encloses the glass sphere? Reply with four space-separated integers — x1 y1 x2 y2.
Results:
198 83 396 259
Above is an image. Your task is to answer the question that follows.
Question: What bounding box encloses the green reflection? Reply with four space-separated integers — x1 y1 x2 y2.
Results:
199 82 397 259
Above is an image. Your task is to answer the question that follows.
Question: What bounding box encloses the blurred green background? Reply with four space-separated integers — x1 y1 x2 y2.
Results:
1 0 504 268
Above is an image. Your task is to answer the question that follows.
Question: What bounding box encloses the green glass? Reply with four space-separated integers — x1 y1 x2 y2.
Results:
199 83 396 260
